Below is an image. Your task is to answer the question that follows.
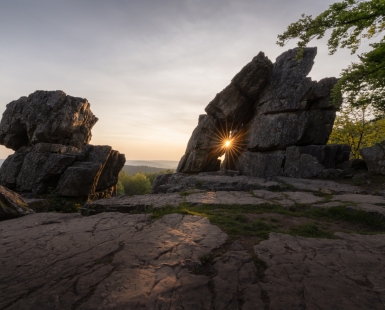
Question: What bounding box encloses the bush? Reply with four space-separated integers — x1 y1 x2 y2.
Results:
119 171 152 196
116 180 125 195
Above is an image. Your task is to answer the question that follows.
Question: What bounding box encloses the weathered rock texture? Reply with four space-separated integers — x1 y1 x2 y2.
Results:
0 185 33 220
0 91 125 200
0 213 227 310
178 48 349 178
254 233 385 309
2 213 385 309
0 91 98 150
360 140 385 175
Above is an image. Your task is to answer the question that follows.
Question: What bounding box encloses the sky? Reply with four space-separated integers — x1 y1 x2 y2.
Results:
0 0 375 160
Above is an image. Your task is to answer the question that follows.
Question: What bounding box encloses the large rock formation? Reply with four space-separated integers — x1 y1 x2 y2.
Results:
178 48 349 178
0 91 125 200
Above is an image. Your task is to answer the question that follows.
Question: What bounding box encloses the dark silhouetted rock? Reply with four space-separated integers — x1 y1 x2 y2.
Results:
177 115 222 173
0 185 33 221
0 90 98 151
318 169 344 179
360 141 385 174
308 77 339 109
205 84 253 125
341 158 368 171
205 52 273 126
56 145 125 198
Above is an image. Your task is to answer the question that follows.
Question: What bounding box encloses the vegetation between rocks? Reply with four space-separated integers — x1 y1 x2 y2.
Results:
117 169 174 196
137 202 385 250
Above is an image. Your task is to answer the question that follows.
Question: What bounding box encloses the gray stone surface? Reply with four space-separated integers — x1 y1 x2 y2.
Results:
187 191 268 206
84 191 272 215
276 176 365 194
347 204 385 218
332 194 385 205
0 213 227 309
291 144 351 169
282 191 325 204
254 233 385 310
284 146 324 178
213 251 264 309
247 112 309 151
205 84 253 125
258 47 317 114
231 51 274 100
0 91 98 150
236 151 285 178
360 140 385 175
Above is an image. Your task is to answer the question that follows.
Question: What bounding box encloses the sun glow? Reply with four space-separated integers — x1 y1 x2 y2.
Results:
225 140 231 148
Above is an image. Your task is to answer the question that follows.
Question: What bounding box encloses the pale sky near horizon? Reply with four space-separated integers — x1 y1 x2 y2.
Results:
0 0 375 160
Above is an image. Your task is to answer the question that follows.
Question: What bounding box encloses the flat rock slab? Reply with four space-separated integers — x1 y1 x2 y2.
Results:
332 194 385 205
347 204 385 218
153 173 285 193
153 173 366 195
84 193 185 214
253 189 326 206
84 191 273 215
0 212 227 309
282 191 325 205
187 191 269 205
276 176 364 194
254 232 385 309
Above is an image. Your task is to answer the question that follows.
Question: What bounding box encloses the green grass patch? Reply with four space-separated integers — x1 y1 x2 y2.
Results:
289 223 335 239
144 202 385 243
178 191 191 197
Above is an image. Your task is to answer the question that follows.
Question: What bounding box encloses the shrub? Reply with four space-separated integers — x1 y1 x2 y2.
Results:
119 171 152 196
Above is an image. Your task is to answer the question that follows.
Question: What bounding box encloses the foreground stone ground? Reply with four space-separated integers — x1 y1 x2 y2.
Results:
1 176 385 309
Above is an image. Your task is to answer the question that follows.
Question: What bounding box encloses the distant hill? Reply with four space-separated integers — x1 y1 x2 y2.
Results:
122 165 174 175
125 160 178 169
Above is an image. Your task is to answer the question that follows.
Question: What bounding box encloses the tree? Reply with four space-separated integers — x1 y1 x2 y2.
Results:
328 103 385 157
277 0 385 112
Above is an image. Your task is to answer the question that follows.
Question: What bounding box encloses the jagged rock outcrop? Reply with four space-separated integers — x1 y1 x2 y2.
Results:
0 91 125 200
178 47 349 178
177 114 222 173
